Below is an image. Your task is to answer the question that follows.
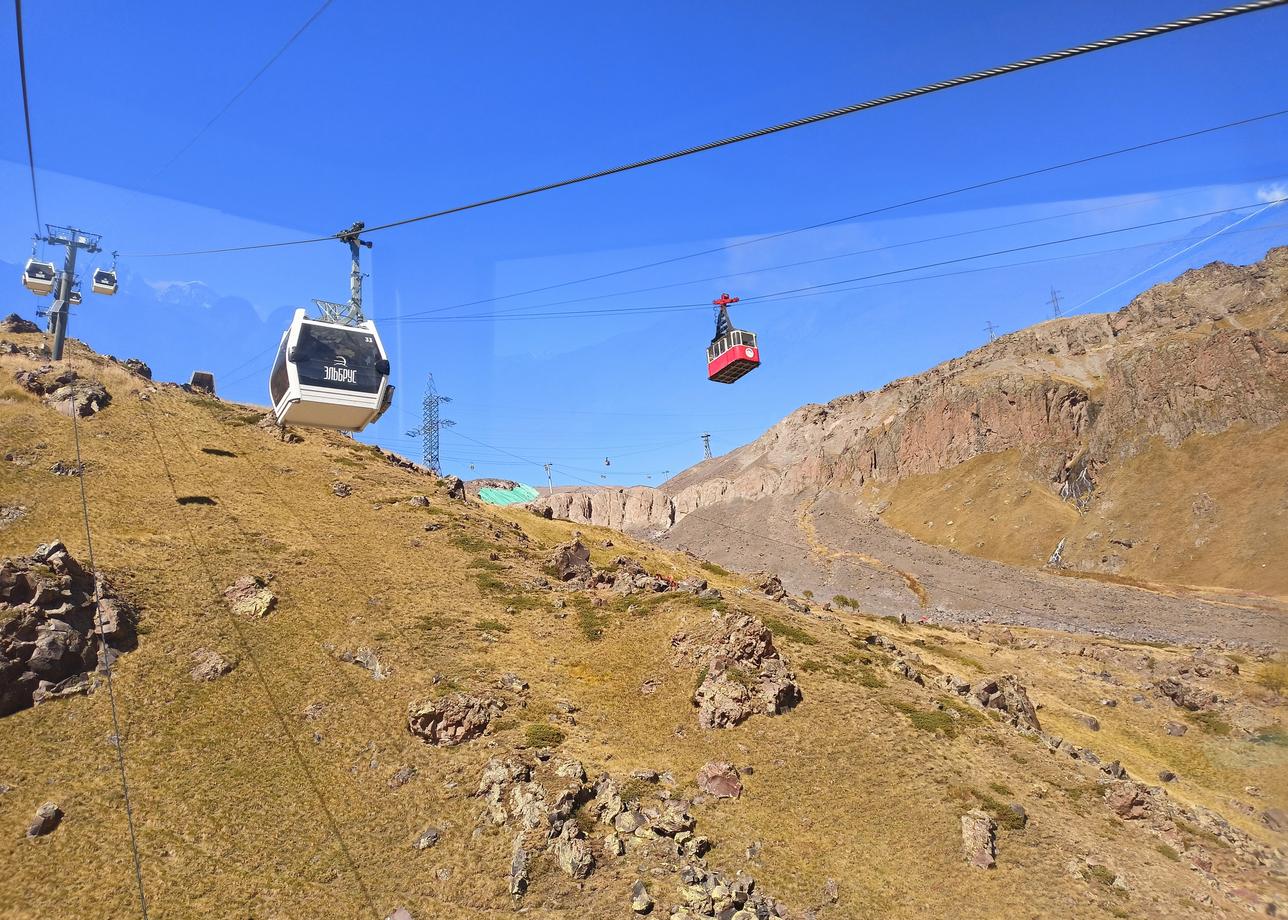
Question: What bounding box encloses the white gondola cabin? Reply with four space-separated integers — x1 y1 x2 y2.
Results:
268 308 393 432
91 268 118 296
68 289 82 306
21 259 56 296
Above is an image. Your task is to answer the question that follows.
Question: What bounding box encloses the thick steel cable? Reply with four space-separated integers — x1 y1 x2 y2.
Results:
13 0 41 233
121 2 1288 258
66 350 151 918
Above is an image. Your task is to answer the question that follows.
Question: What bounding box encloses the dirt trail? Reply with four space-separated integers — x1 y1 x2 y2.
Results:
794 498 928 607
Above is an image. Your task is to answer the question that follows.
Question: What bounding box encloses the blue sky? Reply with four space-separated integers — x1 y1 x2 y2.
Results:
3 1 1286 485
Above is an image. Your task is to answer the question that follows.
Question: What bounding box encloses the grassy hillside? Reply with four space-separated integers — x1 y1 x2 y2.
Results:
873 423 1288 602
1 333 1284 919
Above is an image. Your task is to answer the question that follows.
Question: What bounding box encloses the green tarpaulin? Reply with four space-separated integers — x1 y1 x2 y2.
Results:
477 483 540 506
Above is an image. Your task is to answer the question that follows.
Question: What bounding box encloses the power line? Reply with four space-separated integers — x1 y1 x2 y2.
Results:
1067 198 1282 313
13 0 41 232
120 3 1288 259
394 198 1286 323
151 0 335 177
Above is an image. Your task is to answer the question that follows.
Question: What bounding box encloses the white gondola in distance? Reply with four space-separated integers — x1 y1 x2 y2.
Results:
91 267 118 296
68 289 82 306
268 307 394 432
21 259 56 296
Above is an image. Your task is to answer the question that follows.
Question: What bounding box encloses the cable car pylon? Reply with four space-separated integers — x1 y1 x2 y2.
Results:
21 226 104 361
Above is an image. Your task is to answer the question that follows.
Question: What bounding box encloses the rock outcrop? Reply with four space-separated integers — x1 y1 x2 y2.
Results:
1 541 137 717
407 693 501 746
1 314 40 334
672 611 801 729
14 366 111 417
536 251 1288 595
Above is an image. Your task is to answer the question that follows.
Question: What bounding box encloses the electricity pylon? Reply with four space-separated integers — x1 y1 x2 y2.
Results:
405 373 453 474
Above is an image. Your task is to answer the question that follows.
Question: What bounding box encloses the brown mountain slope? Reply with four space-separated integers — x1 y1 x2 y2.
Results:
1 332 1284 918
540 248 1288 619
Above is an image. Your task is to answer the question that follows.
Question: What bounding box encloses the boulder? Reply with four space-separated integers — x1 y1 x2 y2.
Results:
960 809 997 869
26 801 63 837
552 823 595 879
677 612 801 730
407 693 500 746
1154 677 1217 711
223 576 276 619
15 366 111 417
1164 721 1188 736
696 761 743 799
1 542 136 717
331 481 352 498
631 879 654 914
338 647 387 680
413 826 441 850
189 648 234 681
1104 781 1150 819
968 676 1041 731
549 540 592 582
443 476 466 500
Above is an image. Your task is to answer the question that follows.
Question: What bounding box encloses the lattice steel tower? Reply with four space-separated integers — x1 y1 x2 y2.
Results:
406 374 453 474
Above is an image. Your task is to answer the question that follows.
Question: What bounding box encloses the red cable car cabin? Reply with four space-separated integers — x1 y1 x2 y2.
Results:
706 293 760 384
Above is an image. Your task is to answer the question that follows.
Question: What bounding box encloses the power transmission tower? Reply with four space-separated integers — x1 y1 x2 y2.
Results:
315 221 372 326
38 226 101 361
984 320 998 342
543 463 553 492
405 374 453 474
701 433 713 460
1047 286 1063 319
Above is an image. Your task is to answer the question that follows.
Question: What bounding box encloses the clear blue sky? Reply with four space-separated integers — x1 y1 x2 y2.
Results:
3 1 1286 485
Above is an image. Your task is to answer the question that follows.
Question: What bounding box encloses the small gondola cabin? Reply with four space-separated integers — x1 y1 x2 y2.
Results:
706 293 760 384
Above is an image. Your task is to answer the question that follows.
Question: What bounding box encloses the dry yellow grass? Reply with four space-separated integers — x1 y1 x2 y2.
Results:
0 336 1283 919
872 423 1288 602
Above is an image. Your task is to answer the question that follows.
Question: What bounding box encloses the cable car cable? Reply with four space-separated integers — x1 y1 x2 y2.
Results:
150 0 336 178
119 4 1288 259
12 0 41 233
399 109 1288 320
64 347 150 919
139 398 384 917
396 198 1286 323
400 175 1288 322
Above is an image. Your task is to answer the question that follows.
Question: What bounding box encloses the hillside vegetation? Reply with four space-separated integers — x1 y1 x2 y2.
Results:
0 330 1285 919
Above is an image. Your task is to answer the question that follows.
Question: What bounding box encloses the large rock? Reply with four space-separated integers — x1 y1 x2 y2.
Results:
26 801 63 837
1154 676 1218 711
189 648 234 682
407 693 500 746
536 487 675 538
223 576 276 619
1 542 137 717
961 675 1041 732
960 809 997 869
548 539 592 582
696 761 743 799
674 611 801 729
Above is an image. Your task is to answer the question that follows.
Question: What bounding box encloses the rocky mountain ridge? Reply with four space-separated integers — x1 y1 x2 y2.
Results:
539 248 1288 601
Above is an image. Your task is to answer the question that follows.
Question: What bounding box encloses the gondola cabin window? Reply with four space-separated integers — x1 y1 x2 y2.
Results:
294 324 382 393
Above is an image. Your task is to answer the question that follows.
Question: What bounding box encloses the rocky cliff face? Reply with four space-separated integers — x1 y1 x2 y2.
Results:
537 248 1288 592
